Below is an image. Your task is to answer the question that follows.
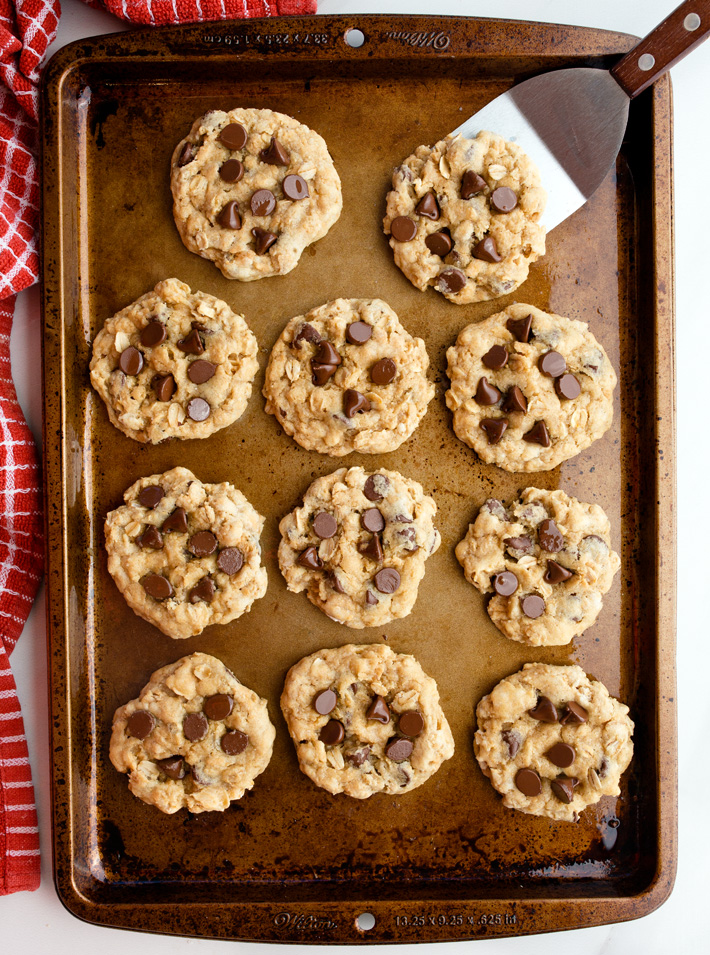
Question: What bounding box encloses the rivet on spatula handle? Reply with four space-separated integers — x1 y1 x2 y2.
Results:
611 0 710 98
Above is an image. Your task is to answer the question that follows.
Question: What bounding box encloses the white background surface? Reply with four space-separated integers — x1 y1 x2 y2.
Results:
2 0 708 950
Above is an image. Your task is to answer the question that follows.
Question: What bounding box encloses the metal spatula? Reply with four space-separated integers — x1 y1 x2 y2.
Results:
451 0 710 230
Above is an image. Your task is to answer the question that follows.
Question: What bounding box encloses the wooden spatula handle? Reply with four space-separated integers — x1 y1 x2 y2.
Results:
611 0 710 98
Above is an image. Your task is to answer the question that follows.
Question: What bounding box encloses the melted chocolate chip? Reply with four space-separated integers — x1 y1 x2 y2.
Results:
217 548 244 575
504 535 533 554
177 329 204 355
140 321 167 347
346 321 372 345
538 519 564 553
219 158 244 183
551 776 579 804
318 720 345 745
127 710 155 739
507 314 533 343
152 374 176 402
311 361 338 386
188 577 215 604
183 712 209 742
188 531 218 557
343 389 370 417
480 418 508 444
220 123 247 150
415 192 440 220
259 137 289 165
473 236 502 262
137 525 163 550
204 694 233 721
371 358 397 385
544 559 573 584
363 474 389 502
298 546 322 570
187 360 216 384
501 729 520 759
390 216 417 242
361 508 385 533
217 201 241 230
156 756 185 779
502 385 527 414
523 421 550 447
313 511 337 539
482 344 509 370
283 174 309 200
521 593 545 618
529 696 558 722
221 730 248 755
555 373 581 400
252 227 277 254
461 170 486 198
118 346 143 376
366 695 390 724
359 533 384 563
315 341 342 366
493 571 518 596
385 737 413 762
178 142 197 167
162 507 188 533
559 702 588 725
313 689 337 715
138 485 164 509
475 377 502 405
365 591 378 606
490 187 518 213
142 574 173 600
515 767 541 797
438 267 466 294
399 710 424 737
250 189 276 217
347 747 370 767
374 568 400 594
328 571 345 593
538 351 566 378
186 397 211 421
545 742 576 768
293 323 321 348
425 231 453 256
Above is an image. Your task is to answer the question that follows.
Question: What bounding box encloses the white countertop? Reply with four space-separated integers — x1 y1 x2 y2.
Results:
2 0 708 951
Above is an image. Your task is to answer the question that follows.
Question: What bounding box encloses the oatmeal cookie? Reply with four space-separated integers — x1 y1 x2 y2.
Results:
474 663 634 822
105 467 267 639
171 108 342 280
263 298 434 456
445 303 616 471
384 130 546 303
278 467 440 629
110 653 275 813
281 644 454 798
89 278 259 443
455 488 620 647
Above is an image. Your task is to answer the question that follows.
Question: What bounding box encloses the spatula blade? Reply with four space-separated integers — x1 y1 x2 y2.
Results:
450 69 630 230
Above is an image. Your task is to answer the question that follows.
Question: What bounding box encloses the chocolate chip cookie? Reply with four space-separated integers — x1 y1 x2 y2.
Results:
384 130 546 303
455 488 620 646
110 652 275 813
105 467 267 639
89 278 259 443
281 644 454 798
445 303 617 471
263 298 434 456
474 663 634 822
171 108 342 280
278 467 440 628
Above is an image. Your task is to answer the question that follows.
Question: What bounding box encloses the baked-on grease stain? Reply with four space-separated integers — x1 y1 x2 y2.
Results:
90 98 119 149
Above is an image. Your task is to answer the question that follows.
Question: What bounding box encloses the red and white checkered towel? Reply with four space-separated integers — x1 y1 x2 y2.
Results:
0 0 315 896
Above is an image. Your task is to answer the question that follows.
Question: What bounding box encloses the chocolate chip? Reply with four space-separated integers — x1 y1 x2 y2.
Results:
183 712 209 742
220 123 248 150
482 499 508 520
187 360 216 384
374 568 400 594
188 577 215 603
482 344 508 370
399 710 424 737
314 689 337 715
501 729 520 759
393 514 413 523
318 719 344 745
545 742 576 768
364 474 389 501
521 593 545 618
186 397 211 421
219 158 244 183
551 776 579 804
250 189 276 217
523 421 550 447
415 192 440 220
475 377 502 405
366 695 390 724
298 546 322 570
188 530 218 557
162 507 188 533
538 350 566 378
473 236 502 262
118 346 143 376
507 314 533 343
390 216 417 241
328 571 345 593
544 559 573 584
140 321 166 347
359 533 384 563
313 511 337 539
315 341 342 366
529 696 558 722
480 418 508 444
293 323 321 348
461 170 486 198
259 136 289 165
371 358 397 385
493 571 518 596
142 574 173 600
217 200 241 230
138 485 164 509
397 527 418 552
283 174 309 200
425 231 453 256
127 710 155 739
178 142 197 167
504 536 533 554
311 361 338 386
538 519 564 553
156 756 186 779
555 373 581 400
343 389 370 417
217 548 244 575
365 591 378 606
515 767 542 796
346 321 372 345
361 508 385 533
152 374 175 402
347 747 370 767
221 730 248 755
438 267 466 294
204 694 233 721
598 757 610 779
252 227 277 254
137 525 163 550
559 702 589 725
385 737 413 762
490 187 518 213
177 329 204 355
502 385 527 414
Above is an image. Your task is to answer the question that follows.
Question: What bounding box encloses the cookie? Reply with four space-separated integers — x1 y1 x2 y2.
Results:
384 130 546 303
445 303 616 471
474 663 634 822
263 298 434 456
281 644 454 798
105 467 267 639
171 108 342 281
455 488 620 647
278 466 440 629
110 653 275 813
89 278 259 444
